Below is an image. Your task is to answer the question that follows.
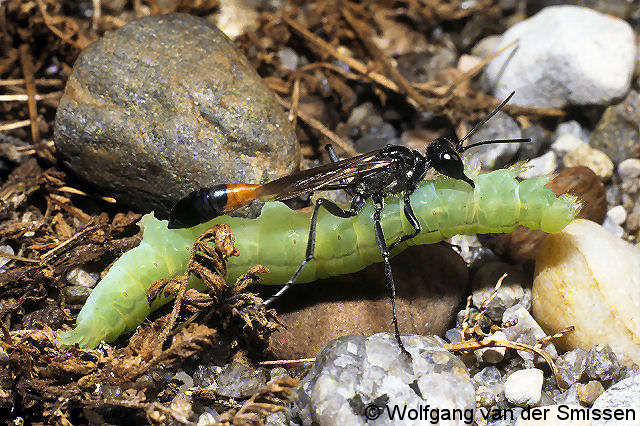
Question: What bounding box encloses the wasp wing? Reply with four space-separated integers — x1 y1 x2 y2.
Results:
257 150 392 201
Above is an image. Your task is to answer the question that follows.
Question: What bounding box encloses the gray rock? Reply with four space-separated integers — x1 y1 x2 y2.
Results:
0 245 14 269
65 267 100 288
590 91 640 165
445 328 462 344
192 364 222 388
583 344 622 384
518 123 551 159
553 120 590 144
483 6 636 108
502 305 558 362
466 111 522 170
556 348 587 388
472 262 529 322
476 331 508 364
269 367 289 381
63 285 93 305
291 333 475 425
342 102 399 152
54 14 299 217
592 374 640 426
551 133 587 156
504 369 543 407
518 151 557 179
265 410 288 426
214 362 268 398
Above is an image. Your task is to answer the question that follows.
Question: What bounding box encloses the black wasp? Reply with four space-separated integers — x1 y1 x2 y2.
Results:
169 92 528 355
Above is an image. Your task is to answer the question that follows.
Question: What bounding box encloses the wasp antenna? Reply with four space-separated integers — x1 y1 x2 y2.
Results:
457 91 516 150
461 137 530 152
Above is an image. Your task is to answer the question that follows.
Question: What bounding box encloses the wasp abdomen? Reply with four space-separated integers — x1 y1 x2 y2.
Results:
169 183 261 229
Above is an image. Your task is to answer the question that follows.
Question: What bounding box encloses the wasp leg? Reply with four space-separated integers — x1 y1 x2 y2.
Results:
373 196 411 358
263 195 365 306
388 192 421 252
325 144 340 163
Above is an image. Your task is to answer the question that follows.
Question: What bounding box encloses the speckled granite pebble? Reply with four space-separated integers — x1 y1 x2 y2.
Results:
55 14 298 217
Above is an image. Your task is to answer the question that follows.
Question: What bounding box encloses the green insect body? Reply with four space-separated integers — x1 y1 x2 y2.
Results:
59 168 579 349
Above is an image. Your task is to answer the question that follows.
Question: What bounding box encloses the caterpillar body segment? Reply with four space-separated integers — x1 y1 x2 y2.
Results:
59 169 580 349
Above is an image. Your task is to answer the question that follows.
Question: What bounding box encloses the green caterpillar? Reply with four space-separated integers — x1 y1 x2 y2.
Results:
59 168 579 349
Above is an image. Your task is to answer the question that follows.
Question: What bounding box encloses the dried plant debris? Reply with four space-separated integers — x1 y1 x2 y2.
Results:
444 274 575 390
215 377 299 425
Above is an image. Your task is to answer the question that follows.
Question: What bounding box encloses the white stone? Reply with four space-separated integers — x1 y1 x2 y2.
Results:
606 205 627 226
518 151 558 179
618 158 640 180
551 133 587 155
457 54 482 74
65 268 100 288
0 245 15 269
533 219 640 364
504 368 543 407
592 374 640 426
483 6 636 108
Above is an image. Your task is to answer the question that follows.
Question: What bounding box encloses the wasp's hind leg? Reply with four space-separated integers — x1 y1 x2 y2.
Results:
263 195 365 306
372 196 411 359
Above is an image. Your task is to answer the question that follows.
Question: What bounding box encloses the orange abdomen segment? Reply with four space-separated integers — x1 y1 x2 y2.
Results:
223 183 263 212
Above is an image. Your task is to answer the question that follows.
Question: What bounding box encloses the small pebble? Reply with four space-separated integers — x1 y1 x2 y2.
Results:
278 47 299 71
503 305 558 362
553 120 590 143
551 133 587 155
518 151 558 179
472 262 528 322
476 331 508 364
63 285 93 305
457 54 482 73
504 368 543 407
197 412 218 426
269 367 288 381
445 327 462 344
556 348 587 387
555 383 581 406
467 111 522 170
563 144 614 180
618 158 640 180
606 206 627 226
215 362 268 398
0 245 14 269
65 268 100 288
577 381 605 406
583 344 622 384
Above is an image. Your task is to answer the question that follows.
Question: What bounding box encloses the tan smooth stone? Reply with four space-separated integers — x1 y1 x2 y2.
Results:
533 219 640 364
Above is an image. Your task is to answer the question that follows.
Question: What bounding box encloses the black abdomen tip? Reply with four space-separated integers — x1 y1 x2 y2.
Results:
168 185 228 229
